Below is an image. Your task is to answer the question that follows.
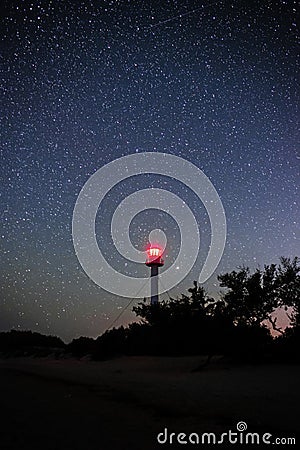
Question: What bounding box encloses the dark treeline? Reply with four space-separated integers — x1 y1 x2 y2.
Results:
71 257 300 362
1 257 299 362
0 330 65 357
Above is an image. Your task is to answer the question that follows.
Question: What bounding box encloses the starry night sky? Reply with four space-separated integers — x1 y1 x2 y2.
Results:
1 0 299 342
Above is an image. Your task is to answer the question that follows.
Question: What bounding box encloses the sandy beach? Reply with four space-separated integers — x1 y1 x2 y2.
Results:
0 356 298 449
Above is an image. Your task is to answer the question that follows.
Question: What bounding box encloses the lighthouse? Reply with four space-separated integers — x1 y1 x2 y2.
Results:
145 246 164 305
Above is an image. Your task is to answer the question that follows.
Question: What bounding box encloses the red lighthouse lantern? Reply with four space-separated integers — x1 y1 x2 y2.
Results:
145 246 164 267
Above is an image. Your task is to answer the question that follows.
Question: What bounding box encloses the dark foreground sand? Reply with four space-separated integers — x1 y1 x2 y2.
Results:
0 356 299 449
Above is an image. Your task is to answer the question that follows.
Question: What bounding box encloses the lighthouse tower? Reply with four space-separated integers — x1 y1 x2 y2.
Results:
145 246 164 305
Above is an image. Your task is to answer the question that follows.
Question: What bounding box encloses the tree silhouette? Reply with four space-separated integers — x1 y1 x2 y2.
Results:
132 281 234 356
131 258 299 359
218 257 300 333
275 257 300 327
133 281 221 326
75 257 300 360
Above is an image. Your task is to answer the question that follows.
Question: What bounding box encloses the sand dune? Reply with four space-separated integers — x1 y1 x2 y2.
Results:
0 356 298 449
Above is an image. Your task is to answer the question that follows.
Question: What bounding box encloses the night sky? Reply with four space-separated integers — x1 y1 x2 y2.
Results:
1 0 299 342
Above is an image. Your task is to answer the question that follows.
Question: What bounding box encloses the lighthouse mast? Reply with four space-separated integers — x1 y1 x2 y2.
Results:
145 247 164 305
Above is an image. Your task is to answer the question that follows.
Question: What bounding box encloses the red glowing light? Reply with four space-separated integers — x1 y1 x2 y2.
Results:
147 247 162 257
145 245 164 267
